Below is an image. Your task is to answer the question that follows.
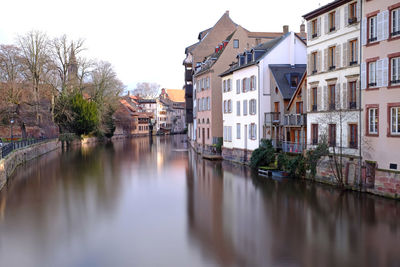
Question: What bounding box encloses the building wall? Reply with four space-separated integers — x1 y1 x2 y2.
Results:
362 0 400 171
305 0 361 156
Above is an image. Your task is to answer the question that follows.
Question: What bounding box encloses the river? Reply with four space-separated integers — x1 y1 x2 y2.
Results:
0 135 399 267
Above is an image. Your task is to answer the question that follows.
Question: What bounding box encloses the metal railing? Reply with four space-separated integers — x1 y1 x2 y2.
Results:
1 137 48 159
281 141 306 153
264 112 281 125
283 114 306 126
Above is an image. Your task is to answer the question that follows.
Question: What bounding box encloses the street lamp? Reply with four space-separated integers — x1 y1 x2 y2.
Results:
10 119 14 146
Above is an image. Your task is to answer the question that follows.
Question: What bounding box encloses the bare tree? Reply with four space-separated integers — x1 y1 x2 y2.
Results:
0 44 24 106
50 35 85 92
17 30 50 123
77 57 94 92
133 82 160 99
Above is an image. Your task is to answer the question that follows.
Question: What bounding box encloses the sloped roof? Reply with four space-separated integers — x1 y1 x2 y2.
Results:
287 71 307 111
269 64 307 100
247 31 283 39
166 89 185 103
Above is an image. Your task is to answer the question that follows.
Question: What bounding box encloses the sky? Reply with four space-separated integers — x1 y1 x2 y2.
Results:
0 0 331 92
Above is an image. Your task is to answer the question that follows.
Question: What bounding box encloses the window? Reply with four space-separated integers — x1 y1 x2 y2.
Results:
368 61 377 87
233 39 239 48
348 2 357 24
250 75 256 90
207 97 210 110
228 79 231 91
391 57 400 85
312 124 318 145
329 11 336 32
228 100 232 113
328 46 336 70
236 79 240 94
290 75 298 88
242 78 247 93
312 52 317 73
312 87 317 111
349 81 357 109
296 102 303 114
311 19 318 38
391 106 400 135
391 8 400 37
236 101 240 116
250 123 257 140
249 99 256 115
224 126 232 141
329 124 336 147
368 15 377 43
349 39 358 65
329 84 336 110
349 124 358 148
223 100 227 113
368 108 378 135
223 80 226 92
243 100 248 116
236 123 241 139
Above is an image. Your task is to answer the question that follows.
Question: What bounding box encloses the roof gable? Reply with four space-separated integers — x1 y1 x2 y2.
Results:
269 64 307 100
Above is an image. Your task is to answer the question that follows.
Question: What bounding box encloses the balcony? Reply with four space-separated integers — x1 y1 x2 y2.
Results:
312 104 317 111
329 65 336 71
349 61 358 66
264 112 280 125
185 69 192 82
312 33 318 39
283 114 306 126
349 101 357 109
282 142 306 154
348 17 357 25
329 27 336 32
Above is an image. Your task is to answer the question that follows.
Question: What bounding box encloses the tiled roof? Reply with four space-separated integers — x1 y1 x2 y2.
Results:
269 64 307 100
166 89 185 103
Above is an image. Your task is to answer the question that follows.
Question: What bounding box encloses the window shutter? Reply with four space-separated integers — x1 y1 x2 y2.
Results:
356 0 361 21
317 17 321 37
356 80 360 109
324 48 328 71
361 62 367 89
249 124 251 139
254 124 257 140
307 54 311 74
307 86 311 112
335 9 340 30
342 82 347 109
323 85 328 110
342 41 348 67
376 59 383 87
383 10 389 40
344 4 349 26
307 21 311 41
317 50 322 72
382 57 389 87
335 44 341 68
335 83 341 110
317 86 322 111
247 78 251 92
377 12 384 42
324 14 329 34
362 18 367 46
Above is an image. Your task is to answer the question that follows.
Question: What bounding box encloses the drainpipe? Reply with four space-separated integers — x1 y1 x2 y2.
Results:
358 0 363 188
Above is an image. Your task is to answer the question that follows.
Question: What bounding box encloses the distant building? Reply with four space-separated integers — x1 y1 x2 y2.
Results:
157 89 186 134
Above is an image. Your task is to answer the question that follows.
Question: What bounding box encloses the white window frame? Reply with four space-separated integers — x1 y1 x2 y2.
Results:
236 101 240 116
391 57 400 84
236 79 240 94
368 61 377 86
369 15 377 42
391 107 400 135
243 100 248 116
236 123 241 139
369 108 378 134
392 8 400 36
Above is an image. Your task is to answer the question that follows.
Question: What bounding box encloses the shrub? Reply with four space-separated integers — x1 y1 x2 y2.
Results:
250 139 275 169
306 142 329 179
70 93 99 135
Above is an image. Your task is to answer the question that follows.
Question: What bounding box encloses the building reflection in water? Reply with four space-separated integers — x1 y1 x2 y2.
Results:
186 149 400 267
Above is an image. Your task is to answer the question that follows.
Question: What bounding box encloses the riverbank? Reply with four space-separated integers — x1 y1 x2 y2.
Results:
0 139 61 191
188 139 399 200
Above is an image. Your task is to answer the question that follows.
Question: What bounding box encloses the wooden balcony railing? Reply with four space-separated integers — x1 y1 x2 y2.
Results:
283 114 306 126
264 112 280 125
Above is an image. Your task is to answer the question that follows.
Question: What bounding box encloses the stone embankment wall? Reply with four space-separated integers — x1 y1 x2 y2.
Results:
0 140 61 191
222 147 252 165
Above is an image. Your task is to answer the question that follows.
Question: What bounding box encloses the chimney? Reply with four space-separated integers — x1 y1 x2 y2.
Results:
226 10 229 16
283 25 289 34
300 22 305 34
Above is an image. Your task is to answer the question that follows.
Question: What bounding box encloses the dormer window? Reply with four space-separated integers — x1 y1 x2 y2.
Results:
290 75 298 88
246 53 252 64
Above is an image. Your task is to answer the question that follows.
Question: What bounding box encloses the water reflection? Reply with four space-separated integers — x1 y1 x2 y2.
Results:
0 135 399 267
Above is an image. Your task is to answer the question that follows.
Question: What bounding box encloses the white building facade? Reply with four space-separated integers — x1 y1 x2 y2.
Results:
303 0 361 157
221 32 307 163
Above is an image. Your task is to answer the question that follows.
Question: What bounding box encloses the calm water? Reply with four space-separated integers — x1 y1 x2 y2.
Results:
0 135 399 267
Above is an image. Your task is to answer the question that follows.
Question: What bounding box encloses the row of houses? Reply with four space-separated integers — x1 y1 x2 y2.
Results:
113 89 186 137
183 0 400 196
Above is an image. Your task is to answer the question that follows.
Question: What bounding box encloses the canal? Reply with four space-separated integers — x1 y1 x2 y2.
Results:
0 135 399 267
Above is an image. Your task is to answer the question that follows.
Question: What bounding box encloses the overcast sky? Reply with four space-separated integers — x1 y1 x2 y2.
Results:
0 0 331 91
